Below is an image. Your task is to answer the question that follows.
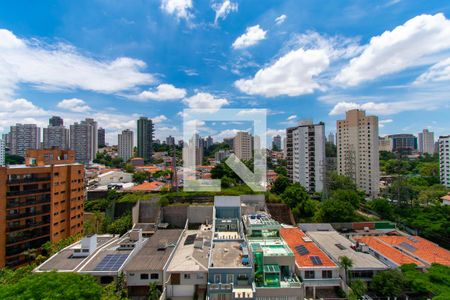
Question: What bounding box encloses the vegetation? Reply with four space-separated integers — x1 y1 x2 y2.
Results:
5 154 25 165
93 152 124 168
147 282 161 300
106 214 133 235
338 256 353 284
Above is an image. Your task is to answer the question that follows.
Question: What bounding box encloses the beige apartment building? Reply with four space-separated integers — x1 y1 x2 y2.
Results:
336 109 379 197
233 132 253 161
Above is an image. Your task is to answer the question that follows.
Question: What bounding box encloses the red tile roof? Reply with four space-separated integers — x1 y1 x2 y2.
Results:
377 235 450 266
354 236 425 267
131 181 166 191
280 227 337 268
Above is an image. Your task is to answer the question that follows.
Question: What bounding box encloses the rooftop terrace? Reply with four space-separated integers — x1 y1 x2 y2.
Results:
210 241 250 268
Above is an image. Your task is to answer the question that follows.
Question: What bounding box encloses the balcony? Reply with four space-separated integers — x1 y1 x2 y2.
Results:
7 221 50 232
7 189 51 197
7 177 51 185
6 209 51 220
7 230 50 246
7 197 51 209
302 278 341 287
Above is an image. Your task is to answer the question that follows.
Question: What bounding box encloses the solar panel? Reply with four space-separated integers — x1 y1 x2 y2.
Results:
407 236 419 243
294 245 309 256
184 234 197 245
310 256 323 266
399 242 417 252
94 254 128 271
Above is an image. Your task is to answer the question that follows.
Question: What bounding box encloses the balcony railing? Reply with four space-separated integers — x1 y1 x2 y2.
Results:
7 221 50 232
6 209 50 220
7 189 51 197
7 231 50 245
302 278 341 287
7 177 51 185
7 198 51 208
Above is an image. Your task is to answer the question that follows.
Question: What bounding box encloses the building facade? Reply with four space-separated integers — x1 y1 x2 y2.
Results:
9 124 41 157
327 132 335 145
378 136 392 152
70 118 98 164
0 149 84 268
118 129 134 162
439 136 450 188
166 135 175 147
336 109 380 197
286 121 326 193
137 117 154 161
388 134 417 154
98 128 106 148
43 118 70 150
234 132 252 161
0 139 5 166
418 129 434 155
272 135 282 150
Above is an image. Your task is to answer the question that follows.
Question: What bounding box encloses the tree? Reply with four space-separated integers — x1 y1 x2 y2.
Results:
281 184 310 209
370 269 406 298
221 176 236 188
271 175 290 194
369 198 394 219
133 171 148 184
327 172 356 192
274 166 287 176
339 256 353 284
107 214 132 235
148 282 161 300
123 163 135 173
349 279 367 300
5 154 25 165
331 189 363 209
0 272 103 300
320 200 355 222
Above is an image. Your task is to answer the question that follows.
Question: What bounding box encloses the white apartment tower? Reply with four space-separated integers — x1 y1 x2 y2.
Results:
9 124 41 157
43 117 70 150
118 129 134 162
0 139 5 166
336 109 380 197
418 129 435 155
70 118 98 164
438 136 450 188
286 121 326 193
233 131 252 161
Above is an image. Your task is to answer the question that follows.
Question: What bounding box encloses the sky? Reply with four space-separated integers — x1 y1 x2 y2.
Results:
0 0 450 145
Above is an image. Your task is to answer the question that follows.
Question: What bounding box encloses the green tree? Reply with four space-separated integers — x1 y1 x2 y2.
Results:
221 176 236 188
327 172 356 192
107 214 132 235
271 175 290 194
320 200 355 222
331 189 363 209
349 279 367 300
274 166 287 176
133 171 148 184
123 164 135 173
339 256 353 284
369 198 394 219
147 282 161 300
5 154 25 165
281 184 310 209
370 269 406 298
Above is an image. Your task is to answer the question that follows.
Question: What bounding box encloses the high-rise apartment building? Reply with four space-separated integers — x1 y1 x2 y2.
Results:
118 129 134 162
327 132 335 145
137 117 154 161
233 132 253 161
223 137 234 149
9 124 41 157
286 121 325 193
272 135 282 150
205 136 213 149
336 109 380 197
98 128 106 148
166 135 175 147
438 136 450 188
70 118 98 164
0 149 84 268
418 129 435 155
388 134 417 153
0 139 5 166
378 136 393 152
43 117 69 150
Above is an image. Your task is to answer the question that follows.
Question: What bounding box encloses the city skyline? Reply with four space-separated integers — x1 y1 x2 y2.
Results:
0 1 449 145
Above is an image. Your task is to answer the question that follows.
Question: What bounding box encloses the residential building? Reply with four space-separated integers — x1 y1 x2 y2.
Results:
9 124 41 157
214 149 230 164
118 129 134 162
70 118 98 164
2 133 10 150
0 149 84 268
205 136 214 149
0 139 5 166
272 135 282 150
98 127 106 148
327 132 335 145
223 137 234 149
178 140 184 147
388 134 417 153
336 109 380 197
43 117 69 150
438 135 450 187
234 132 252 161
137 117 154 161
379 136 392 152
96 170 133 186
166 135 175 147
418 129 434 155
286 121 326 193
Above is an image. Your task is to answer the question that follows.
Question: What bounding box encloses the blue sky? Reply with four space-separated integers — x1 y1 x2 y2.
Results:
0 0 449 144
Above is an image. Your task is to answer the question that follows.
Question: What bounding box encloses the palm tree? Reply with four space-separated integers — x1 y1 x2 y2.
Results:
148 282 161 300
339 256 353 284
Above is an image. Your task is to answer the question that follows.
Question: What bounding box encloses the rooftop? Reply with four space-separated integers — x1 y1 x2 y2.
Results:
280 228 336 268
131 181 166 191
124 229 182 272
307 231 387 270
210 241 250 268
248 237 294 257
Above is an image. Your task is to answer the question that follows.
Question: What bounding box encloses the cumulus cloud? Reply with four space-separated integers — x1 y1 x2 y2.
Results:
414 57 450 84
287 115 297 120
0 29 154 98
379 119 393 128
160 0 193 20
152 115 168 123
274 15 287 25
235 48 329 97
57 98 91 113
335 13 450 86
212 0 238 25
133 84 187 101
328 100 439 116
183 92 229 110
232 25 267 50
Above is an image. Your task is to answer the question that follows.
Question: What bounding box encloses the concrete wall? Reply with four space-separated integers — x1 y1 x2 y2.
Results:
187 206 213 224
162 206 188 228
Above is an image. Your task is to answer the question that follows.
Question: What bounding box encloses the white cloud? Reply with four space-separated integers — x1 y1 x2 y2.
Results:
414 57 450 84
235 48 329 97
232 25 267 50
57 98 91 113
152 115 168 123
133 84 187 101
379 119 393 128
160 0 193 20
328 100 440 116
274 15 287 25
266 128 286 138
335 13 450 86
0 29 154 98
183 92 229 110
212 129 241 141
212 0 238 25
287 115 297 120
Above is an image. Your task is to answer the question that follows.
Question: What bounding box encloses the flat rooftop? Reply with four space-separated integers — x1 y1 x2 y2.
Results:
354 236 425 267
307 231 387 270
36 235 115 272
167 226 212 272
376 235 450 266
124 229 182 272
280 228 337 268
248 237 293 257
210 241 249 268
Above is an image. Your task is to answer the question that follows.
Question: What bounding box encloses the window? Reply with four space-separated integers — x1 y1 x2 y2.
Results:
227 274 234 283
183 274 191 279
151 273 159 280
140 273 149 280
214 274 221 283
304 270 315 279
322 270 332 279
